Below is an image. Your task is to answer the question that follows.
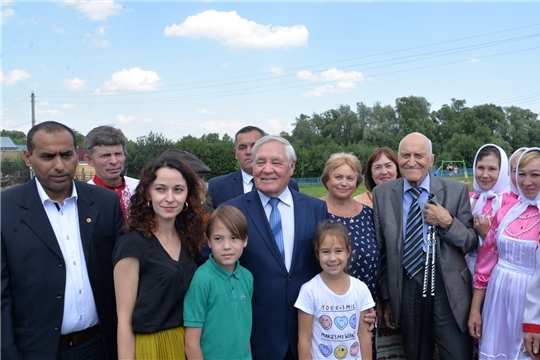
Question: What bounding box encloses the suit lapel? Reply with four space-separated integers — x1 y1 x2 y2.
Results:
20 179 63 259
289 191 306 273
245 191 287 272
391 179 405 255
75 182 99 262
232 170 244 198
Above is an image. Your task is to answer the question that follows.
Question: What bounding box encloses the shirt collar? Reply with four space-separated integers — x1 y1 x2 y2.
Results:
403 174 431 195
92 175 126 191
208 254 241 280
35 179 78 206
258 186 293 208
240 169 253 186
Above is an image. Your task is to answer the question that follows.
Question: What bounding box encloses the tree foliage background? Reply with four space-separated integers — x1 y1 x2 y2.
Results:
2 97 539 179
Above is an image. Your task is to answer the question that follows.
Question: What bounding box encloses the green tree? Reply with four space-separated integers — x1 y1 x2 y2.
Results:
125 132 173 177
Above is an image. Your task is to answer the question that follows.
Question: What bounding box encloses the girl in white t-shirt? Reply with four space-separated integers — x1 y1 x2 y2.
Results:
296 220 375 360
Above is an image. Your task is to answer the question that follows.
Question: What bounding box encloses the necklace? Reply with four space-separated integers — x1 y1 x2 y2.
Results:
504 216 540 238
328 198 354 221
518 211 540 219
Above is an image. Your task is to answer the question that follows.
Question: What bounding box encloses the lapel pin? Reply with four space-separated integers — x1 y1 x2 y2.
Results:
86 218 92 223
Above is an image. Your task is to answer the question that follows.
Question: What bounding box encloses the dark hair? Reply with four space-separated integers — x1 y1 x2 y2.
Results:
364 147 401 192
313 220 352 272
476 145 501 167
27 121 77 155
124 154 206 257
206 205 248 241
234 126 265 146
84 126 127 156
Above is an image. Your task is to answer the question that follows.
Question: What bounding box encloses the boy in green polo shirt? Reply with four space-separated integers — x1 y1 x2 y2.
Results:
184 205 253 360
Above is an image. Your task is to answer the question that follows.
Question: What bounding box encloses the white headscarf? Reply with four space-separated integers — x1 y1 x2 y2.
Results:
472 144 510 216
495 147 540 241
508 147 528 196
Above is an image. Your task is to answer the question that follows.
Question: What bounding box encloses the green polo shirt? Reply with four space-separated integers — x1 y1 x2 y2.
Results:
184 255 253 360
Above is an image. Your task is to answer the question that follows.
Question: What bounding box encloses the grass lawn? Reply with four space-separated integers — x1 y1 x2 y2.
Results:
299 176 472 199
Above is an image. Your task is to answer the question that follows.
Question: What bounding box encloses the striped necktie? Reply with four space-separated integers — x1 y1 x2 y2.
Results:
269 198 285 261
403 187 424 279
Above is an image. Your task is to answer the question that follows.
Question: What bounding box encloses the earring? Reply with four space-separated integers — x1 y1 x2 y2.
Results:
147 201 151 208
183 202 189 212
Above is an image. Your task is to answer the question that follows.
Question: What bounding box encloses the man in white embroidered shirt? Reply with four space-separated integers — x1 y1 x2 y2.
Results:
84 125 139 219
1 121 123 359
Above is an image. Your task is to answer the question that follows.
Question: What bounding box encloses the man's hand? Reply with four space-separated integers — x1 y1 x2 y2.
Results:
383 300 395 329
363 307 376 331
524 332 540 359
424 202 453 231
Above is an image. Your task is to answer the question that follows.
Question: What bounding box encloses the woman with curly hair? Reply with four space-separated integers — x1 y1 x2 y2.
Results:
113 153 206 359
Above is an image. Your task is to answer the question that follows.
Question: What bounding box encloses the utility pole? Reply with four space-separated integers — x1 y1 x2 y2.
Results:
31 91 35 127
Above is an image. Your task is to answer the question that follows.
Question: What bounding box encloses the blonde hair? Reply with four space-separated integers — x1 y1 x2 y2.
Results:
320 153 363 190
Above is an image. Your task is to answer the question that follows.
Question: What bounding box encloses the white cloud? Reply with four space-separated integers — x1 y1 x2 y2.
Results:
1 69 31 85
296 70 318 81
116 114 136 123
298 68 365 98
63 77 88 91
37 109 60 116
164 10 308 51
141 117 153 123
2 8 15 25
467 57 479 63
52 25 68 34
61 103 76 109
99 67 162 93
221 62 230 68
92 38 111 47
230 107 240 113
200 120 245 135
38 101 49 106
196 109 215 115
268 118 283 133
268 64 284 76
65 1 123 21
95 25 107 36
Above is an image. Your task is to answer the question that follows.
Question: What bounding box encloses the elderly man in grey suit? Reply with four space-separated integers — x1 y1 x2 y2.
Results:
373 132 476 359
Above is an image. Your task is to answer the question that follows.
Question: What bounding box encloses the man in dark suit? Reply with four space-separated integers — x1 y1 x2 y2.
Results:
372 132 476 359
225 135 327 360
1 121 123 359
205 126 298 209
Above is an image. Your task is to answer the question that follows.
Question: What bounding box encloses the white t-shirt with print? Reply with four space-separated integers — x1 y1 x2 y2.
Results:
295 274 375 360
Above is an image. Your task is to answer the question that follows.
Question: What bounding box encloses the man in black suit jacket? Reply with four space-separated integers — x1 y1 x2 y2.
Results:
205 126 298 209
1 121 123 359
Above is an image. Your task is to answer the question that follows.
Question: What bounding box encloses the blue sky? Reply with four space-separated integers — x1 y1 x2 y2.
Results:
2 1 539 142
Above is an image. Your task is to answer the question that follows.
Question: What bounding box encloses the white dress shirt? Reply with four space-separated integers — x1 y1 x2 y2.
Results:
241 170 254 194
35 180 99 334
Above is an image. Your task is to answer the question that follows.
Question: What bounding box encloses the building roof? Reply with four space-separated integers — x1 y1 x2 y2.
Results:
0 137 18 150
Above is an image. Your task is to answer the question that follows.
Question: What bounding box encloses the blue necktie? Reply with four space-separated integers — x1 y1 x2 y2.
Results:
403 187 424 279
269 198 285 261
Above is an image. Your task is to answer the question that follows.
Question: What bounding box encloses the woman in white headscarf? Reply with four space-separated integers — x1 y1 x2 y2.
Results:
466 144 510 275
506 147 529 201
468 147 540 360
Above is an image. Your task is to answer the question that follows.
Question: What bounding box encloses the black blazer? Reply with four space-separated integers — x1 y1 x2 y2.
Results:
1 179 123 359
225 189 327 360
205 169 299 209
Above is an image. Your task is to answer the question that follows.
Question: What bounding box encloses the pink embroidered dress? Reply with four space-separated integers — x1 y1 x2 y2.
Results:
474 148 540 360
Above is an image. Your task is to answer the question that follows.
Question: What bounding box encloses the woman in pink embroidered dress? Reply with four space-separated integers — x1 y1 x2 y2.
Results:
468 147 540 360
466 144 510 276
